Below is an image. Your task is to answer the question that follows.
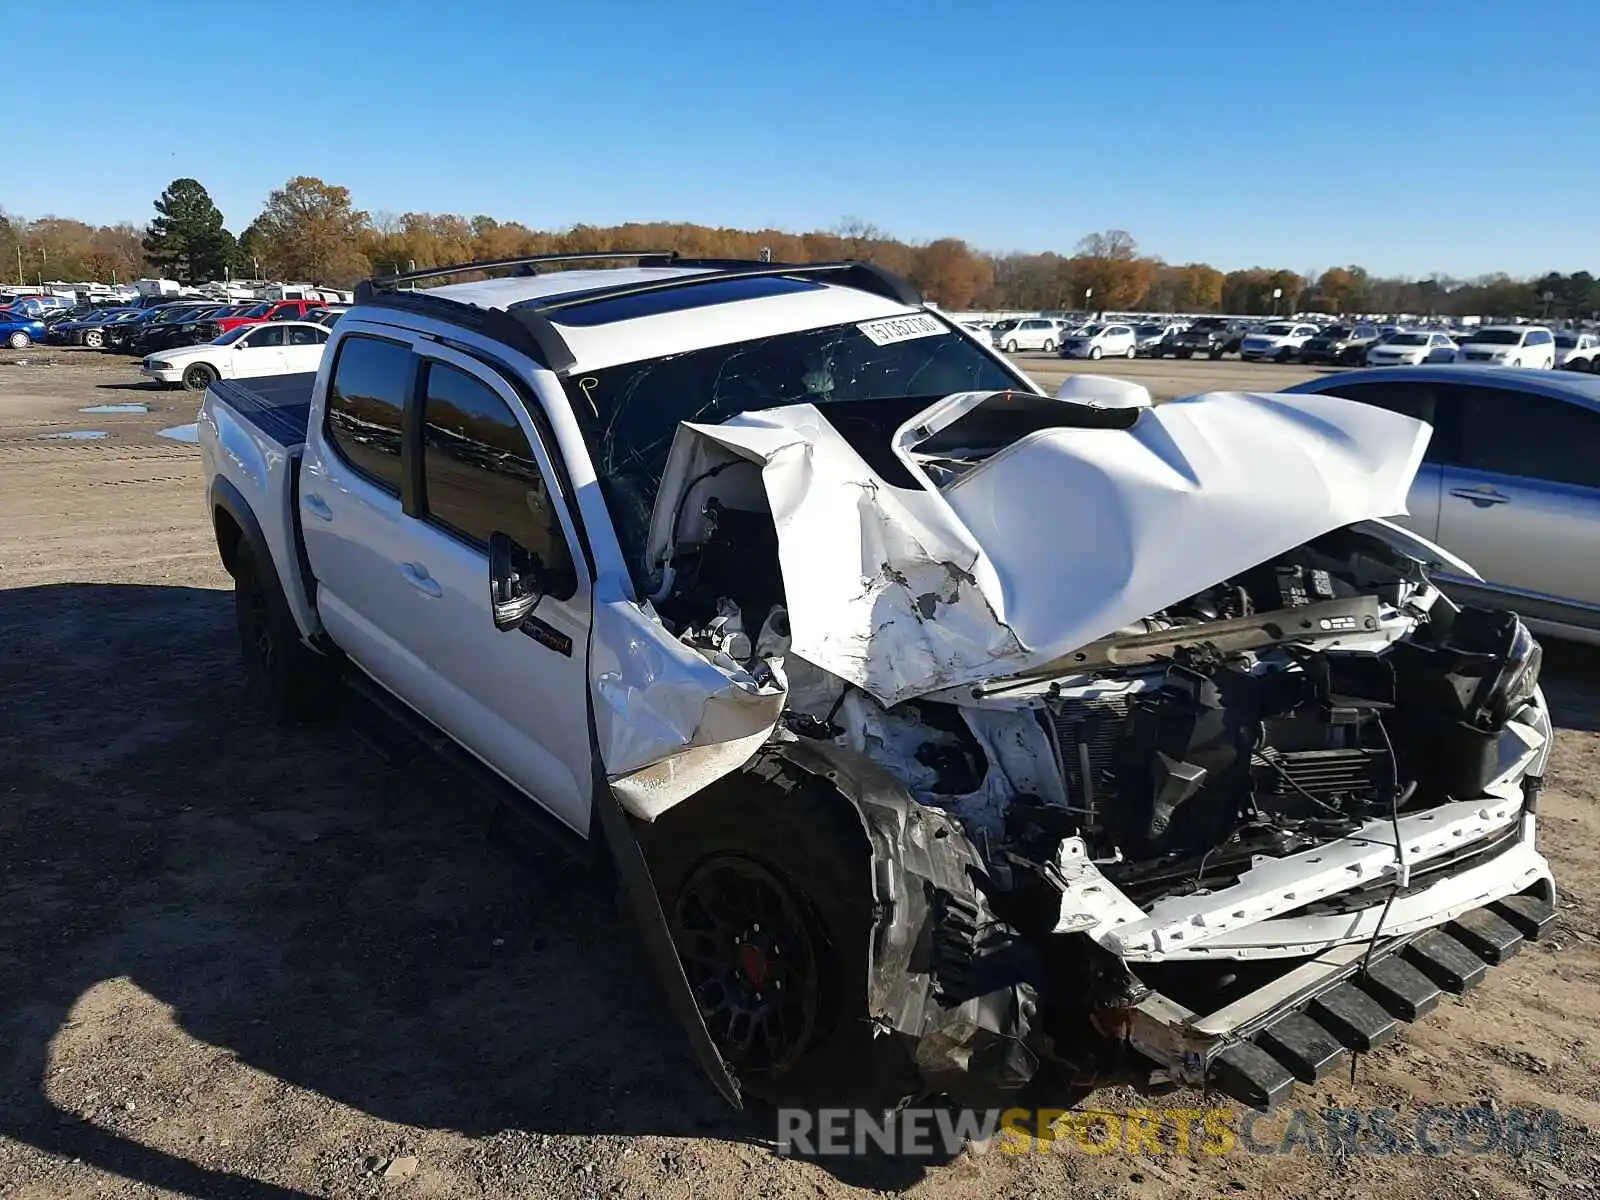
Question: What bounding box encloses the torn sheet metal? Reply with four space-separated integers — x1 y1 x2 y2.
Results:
590 598 786 819
652 391 1430 707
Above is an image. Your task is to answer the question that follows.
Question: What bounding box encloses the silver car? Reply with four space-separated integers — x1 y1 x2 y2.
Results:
1287 365 1600 644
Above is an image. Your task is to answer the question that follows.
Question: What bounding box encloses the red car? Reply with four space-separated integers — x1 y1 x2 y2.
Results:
210 299 326 333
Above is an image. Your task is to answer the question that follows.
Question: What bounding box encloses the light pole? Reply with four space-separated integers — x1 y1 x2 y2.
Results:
1084 286 1094 314
1272 287 1282 316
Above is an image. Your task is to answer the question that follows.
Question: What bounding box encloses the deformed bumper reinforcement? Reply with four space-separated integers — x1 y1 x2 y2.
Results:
1120 889 1557 1110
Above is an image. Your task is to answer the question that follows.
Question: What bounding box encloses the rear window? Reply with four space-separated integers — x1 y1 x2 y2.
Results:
324 336 415 495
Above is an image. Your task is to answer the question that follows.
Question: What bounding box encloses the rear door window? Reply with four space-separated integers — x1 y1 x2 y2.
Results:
1446 384 1600 489
324 335 414 495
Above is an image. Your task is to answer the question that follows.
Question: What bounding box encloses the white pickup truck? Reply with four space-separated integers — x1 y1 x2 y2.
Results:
199 252 1557 1113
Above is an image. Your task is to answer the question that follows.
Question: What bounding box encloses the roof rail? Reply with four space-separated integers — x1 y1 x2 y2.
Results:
518 259 923 315
358 251 677 296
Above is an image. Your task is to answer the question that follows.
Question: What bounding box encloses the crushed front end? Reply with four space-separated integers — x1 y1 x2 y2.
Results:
619 387 1558 1108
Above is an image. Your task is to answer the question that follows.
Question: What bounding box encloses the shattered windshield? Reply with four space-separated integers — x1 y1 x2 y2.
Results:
561 318 1023 580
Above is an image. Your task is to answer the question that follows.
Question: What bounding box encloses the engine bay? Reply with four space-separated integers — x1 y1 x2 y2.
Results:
659 488 1544 914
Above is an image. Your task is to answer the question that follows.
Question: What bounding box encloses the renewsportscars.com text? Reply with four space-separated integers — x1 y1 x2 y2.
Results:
776 1105 1563 1158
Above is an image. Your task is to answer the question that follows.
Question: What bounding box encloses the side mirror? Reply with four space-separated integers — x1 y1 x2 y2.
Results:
489 531 545 631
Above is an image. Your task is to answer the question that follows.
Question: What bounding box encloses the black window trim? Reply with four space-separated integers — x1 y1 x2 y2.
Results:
321 330 420 502
410 346 584 601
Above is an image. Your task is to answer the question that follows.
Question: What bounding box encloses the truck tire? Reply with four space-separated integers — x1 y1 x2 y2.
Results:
233 538 333 726
648 773 919 1111
183 362 218 392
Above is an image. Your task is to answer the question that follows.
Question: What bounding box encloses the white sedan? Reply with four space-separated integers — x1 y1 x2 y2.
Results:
141 322 332 390
1364 330 1458 366
1238 322 1321 362
1058 322 1138 359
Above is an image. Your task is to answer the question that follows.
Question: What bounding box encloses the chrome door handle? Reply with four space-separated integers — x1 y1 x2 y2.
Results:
399 562 443 598
303 493 334 522
1449 487 1509 507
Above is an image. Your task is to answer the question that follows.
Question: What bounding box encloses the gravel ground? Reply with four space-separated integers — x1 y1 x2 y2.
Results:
2 348 1598 1199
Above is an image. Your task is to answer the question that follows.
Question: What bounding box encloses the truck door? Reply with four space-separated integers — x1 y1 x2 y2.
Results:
300 327 594 835
388 344 595 833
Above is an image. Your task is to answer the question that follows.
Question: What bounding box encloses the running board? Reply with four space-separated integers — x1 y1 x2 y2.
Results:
1121 889 1557 1111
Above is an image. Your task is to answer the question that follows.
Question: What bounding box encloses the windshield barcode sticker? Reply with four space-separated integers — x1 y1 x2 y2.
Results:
857 313 945 346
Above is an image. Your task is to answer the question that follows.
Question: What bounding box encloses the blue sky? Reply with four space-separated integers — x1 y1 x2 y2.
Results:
9 0 1595 277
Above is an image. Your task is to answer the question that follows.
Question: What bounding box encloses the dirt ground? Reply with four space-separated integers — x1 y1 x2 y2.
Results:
2 348 1598 1200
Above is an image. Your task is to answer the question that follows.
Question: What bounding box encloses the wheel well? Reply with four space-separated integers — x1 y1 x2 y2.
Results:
214 506 243 578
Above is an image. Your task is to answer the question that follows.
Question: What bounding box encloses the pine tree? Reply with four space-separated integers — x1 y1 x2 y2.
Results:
142 179 235 283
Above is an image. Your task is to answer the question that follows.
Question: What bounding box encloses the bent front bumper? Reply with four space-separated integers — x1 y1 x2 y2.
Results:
1092 694 1557 1108
1119 881 1556 1109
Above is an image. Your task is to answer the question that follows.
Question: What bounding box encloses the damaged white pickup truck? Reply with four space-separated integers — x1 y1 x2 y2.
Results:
198 253 1557 1114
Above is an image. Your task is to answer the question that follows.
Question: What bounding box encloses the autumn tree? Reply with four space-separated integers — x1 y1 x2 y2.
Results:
142 179 234 283
1064 230 1154 310
909 238 993 308
86 223 146 284
1169 263 1224 311
0 213 18 282
250 176 371 285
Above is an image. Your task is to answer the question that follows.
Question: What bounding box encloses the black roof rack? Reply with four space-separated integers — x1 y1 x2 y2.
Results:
353 252 926 375
359 251 678 295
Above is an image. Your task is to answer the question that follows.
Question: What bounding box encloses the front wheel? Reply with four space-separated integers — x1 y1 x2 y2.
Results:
7 331 30 350
1004 340 1018 353
182 362 219 391
1088 345 1103 360
83 328 104 349
1041 339 1055 353
649 772 918 1109
1125 344 1137 358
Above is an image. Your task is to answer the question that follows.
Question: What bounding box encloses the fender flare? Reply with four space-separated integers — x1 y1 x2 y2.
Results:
209 474 273 583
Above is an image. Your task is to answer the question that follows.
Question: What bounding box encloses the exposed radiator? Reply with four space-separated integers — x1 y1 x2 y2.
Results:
1251 746 1393 813
1047 695 1133 815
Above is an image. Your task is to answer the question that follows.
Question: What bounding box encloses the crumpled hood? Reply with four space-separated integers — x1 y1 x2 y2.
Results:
650 390 1430 707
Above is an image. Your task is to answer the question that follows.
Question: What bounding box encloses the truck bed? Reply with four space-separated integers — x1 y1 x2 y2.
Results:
209 373 315 450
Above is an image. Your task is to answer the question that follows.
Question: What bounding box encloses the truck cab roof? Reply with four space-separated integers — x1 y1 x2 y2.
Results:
355 254 928 374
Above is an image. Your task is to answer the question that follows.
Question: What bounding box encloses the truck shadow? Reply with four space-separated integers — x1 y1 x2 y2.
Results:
0 582 950 1195
5 583 1596 1197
